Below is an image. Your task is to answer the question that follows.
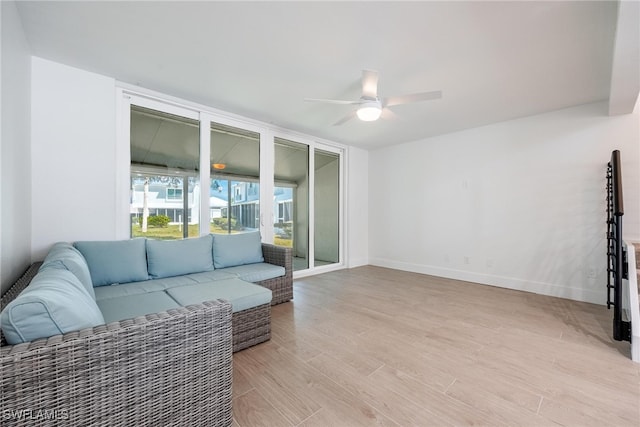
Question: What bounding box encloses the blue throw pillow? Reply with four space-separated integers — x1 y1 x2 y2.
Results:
41 242 95 299
146 235 214 278
0 268 105 344
212 231 264 269
74 239 149 286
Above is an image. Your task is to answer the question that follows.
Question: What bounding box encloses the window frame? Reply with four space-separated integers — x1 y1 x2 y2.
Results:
117 87 346 275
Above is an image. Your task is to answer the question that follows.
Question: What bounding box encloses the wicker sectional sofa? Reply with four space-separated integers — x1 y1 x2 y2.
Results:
0 232 292 426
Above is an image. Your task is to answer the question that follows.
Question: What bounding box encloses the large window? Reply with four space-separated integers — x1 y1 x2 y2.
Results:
210 123 260 235
129 106 199 239
123 92 344 273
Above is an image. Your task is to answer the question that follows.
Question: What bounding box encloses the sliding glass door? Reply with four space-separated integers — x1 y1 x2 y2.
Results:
272 138 343 271
274 138 309 271
314 149 340 266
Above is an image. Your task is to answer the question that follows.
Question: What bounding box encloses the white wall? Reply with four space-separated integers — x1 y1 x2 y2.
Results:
28 60 369 272
347 146 369 267
369 102 639 304
31 58 117 260
1 1 32 294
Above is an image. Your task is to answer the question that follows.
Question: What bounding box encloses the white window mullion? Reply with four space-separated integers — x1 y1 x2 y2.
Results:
127 95 199 121
199 113 213 236
308 144 315 268
339 147 346 266
115 89 132 239
260 130 274 244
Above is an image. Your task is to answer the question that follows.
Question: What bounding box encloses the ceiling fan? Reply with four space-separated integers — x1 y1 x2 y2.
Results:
304 69 442 125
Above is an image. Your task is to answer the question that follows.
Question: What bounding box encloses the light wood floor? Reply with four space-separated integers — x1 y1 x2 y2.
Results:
232 266 640 426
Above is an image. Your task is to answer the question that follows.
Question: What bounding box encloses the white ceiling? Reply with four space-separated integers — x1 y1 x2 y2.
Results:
15 1 637 149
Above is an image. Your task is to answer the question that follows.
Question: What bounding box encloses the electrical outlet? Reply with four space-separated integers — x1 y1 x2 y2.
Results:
464 256 470 265
587 268 597 279
486 259 493 268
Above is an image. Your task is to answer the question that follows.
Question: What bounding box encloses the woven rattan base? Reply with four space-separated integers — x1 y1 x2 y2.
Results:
1 263 234 427
232 303 271 352
259 244 293 305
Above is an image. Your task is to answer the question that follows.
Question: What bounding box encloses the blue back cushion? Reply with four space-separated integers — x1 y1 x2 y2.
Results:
41 242 95 299
74 239 149 286
212 231 264 269
146 235 214 279
0 268 105 344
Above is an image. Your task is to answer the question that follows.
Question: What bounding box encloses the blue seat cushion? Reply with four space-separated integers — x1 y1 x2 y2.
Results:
0 268 105 344
93 275 201 301
40 242 95 299
146 235 214 278
218 263 285 283
182 270 237 283
212 231 264 269
96 291 181 324
166 279 272 313
74 239 149 286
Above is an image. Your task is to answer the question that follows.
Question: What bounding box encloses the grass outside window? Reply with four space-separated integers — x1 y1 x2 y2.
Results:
132 223 293 247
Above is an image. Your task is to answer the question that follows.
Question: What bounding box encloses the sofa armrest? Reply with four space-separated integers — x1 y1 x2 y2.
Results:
1 300 233 426
259 244 293 304
0 263 40 313
261 243 292 273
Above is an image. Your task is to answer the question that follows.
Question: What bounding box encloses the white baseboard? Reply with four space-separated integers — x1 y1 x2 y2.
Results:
369 257 603 305
347 257 369 268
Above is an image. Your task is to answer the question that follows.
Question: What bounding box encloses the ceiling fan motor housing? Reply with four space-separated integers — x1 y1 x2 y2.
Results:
357 99 382 121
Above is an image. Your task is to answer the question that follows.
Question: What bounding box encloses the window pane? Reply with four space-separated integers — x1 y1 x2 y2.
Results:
130 175 201 240
130 106 199 239
274 138 309 271
314 150 340 265
210 123 260 234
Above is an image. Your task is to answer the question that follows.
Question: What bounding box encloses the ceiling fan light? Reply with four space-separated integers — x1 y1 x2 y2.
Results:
357 105 382 121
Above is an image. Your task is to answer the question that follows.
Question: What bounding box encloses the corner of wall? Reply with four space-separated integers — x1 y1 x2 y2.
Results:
346 146 369 268
30 58 117 261
367 102 640 304
1 0 33 294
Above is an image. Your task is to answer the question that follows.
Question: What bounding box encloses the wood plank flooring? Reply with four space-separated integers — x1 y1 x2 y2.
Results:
232 266 640 426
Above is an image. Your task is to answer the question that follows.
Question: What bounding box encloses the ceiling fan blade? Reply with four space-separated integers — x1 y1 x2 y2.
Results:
383 90 442 107
381 107 401 121
361 69 379 99
333 110 357 126
304 98 362 105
